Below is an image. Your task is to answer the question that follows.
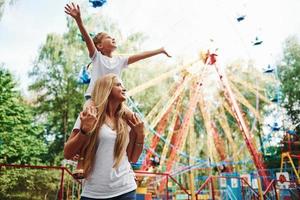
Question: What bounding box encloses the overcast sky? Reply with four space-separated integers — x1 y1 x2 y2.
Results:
0 0 299 93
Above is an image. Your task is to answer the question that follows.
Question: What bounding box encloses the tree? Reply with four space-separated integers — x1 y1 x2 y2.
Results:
0 66 47 164
28 22 86 164
0 0 17 20
0 0 7 20
279 36 300 133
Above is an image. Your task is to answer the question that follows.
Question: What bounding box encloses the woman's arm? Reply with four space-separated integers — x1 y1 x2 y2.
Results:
127 114 145 163
124 106 136 159
126 128 136 161
130 130 144 163
64 129 90 160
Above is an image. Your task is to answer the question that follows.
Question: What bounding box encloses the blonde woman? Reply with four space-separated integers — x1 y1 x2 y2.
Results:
64 74 144 200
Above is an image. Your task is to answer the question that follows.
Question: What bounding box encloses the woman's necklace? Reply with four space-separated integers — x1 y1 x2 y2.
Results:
105 115 116 130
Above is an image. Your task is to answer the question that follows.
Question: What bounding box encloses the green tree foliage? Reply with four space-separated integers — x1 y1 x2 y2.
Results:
0 0 17 20
279 36 300 132
0 67 46 164
28 21 86 164
0 168 77 200
0 0 7 20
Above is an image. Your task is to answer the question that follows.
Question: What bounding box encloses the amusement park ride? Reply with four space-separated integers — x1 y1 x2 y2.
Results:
124 50 300 199
280 123 300 184
75 2 300 199
58 0 300 199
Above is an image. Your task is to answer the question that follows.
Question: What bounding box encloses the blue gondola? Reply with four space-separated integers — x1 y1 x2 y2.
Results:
269 122 281 131
252 37 263 46
89 0 107 8
131 162 142 170
287 130 296 135
264 65 274 73
78 65 91 84
236 15 246 22
271 93 282 103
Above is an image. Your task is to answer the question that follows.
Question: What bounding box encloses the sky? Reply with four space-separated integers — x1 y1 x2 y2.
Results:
0 0 300 94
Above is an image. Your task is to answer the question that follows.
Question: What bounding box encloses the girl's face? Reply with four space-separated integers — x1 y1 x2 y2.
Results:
97 33 116 51
109 79 126 102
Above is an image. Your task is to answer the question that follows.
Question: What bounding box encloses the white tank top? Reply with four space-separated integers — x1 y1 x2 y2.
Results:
77 123 136 198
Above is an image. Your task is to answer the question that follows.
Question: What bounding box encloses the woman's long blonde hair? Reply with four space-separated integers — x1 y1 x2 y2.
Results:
83 73 129 177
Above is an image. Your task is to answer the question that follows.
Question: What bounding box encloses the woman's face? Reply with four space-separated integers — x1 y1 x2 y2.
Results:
109 78 126 102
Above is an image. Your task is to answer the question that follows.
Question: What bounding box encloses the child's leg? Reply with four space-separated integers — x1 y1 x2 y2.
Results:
73 137 91 179
73 155 85 179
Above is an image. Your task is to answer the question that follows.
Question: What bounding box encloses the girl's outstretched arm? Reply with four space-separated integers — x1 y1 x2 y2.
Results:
128 47 171 65
65 3 96 58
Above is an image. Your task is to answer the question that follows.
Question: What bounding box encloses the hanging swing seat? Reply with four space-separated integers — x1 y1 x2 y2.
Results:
78 65 91 84
236 15 246 22
268 122 281 131
287 130 296 135
253 37 263 46
264 65 274 73
131 162 142 170
89 0 107 8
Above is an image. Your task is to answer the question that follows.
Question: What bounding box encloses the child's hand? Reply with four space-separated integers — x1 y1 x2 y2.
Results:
65 3 81 20
160 47 172 57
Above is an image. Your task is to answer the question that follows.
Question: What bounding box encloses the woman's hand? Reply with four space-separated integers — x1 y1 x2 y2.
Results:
80 106 98 135
127 113 145 162
128 113 144 142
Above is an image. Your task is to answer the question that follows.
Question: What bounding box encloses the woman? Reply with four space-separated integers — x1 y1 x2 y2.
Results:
64 73 144 200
